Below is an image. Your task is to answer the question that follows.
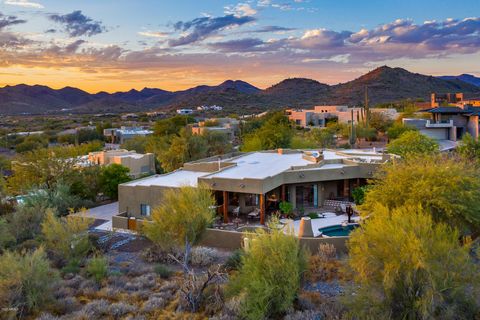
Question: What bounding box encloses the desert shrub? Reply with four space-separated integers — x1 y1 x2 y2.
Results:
81 299 110 319
0 218 15 251
284 310 321 320
143 184 215 254
62 258 81 275
228 219 307 319
141 296 168 313
0 247 59 316
7 205 46 244
223 249 243 271
154 264 173 279
307 243 341 282
108 302 136 319
86 255 108 283
317 243 337 260
308 212 318 219
346 204 480 319
190 246 219 267
386 130 438 158
41 210 91 262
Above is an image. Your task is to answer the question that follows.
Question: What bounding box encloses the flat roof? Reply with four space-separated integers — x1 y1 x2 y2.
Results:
124 170 208 187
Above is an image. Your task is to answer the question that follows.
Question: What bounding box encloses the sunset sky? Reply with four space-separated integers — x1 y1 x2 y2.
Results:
0 0 479 92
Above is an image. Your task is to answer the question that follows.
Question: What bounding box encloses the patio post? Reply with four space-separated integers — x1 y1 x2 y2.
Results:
281 185 286 202
223 191 228 223
260 193 265 225
343 179 349 198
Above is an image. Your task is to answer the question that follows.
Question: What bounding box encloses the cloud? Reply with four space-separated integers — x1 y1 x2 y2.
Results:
0 12 26 29
169 14 256 47
138 31 170 38
224 3 257 17
49 10 105 37
208 38 265 52
249 25 296 33
4 0 43 9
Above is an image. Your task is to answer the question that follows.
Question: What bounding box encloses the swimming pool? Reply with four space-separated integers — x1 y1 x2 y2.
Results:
318 224 359 237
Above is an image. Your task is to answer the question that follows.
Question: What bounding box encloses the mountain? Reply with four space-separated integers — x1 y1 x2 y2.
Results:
438 74 480 87
331 66 480 105
1 67 480 115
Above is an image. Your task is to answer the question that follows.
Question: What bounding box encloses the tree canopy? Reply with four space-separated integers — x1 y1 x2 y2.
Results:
362 154 480 234
386 130 438 158
347 204 479 319
99 164 131 199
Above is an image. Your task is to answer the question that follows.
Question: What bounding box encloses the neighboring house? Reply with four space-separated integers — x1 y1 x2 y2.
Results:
115 148 394 227
103 127 153 144
286 105 398 127
88 149 155 178
176 108 194 115
190 117 240 140
403 104 480 142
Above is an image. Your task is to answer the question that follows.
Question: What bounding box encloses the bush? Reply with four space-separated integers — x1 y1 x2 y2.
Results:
154 264 173 279
223 249 243 271
7 205 46 244
228 218 307 319
62 258 81 275
307 212 318 219
190 246 219 267
346 205 480 319
86 255 108 283
41 210 92 261
0 247 59 316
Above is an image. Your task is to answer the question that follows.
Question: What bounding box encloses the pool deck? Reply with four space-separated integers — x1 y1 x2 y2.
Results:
290 213 360 237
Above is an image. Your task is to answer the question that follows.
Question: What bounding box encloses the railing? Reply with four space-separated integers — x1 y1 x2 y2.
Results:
426 120 453 127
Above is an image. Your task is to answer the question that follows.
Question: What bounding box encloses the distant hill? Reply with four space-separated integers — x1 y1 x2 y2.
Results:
1 66 480 115
438 74 480 87
331 66 480 105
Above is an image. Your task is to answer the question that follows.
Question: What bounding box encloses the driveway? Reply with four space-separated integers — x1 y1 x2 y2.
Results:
79 202 119 232
84 202 119 221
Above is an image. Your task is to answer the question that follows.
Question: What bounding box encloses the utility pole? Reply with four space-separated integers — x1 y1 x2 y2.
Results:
364 85 370 128
349 109 356 147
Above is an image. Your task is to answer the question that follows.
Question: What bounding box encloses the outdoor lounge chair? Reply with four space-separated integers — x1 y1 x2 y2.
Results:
232 206 240 217
247 208 260 219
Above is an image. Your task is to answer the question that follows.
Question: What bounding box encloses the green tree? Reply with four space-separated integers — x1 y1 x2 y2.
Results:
363 155 480 234
142 184 215 266
386 122 416 140
0 247 59 316
15 134 49 153
153 115 194 136
120 135 148 153
347 204 479 319
41 210 92 261
242 112 293 151
228 218 307 320
99 164 131 199
457 133 480 160
369 112 394 133
307 128 336 148
22 183 85 216
386 130 438 158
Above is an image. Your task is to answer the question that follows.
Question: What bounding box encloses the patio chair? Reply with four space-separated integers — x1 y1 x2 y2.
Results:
232 206 240 217
247 208 260 219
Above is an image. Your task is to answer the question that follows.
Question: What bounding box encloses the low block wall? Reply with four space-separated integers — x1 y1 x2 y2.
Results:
112 215 129 229
199 228 349 253
111 219 349 253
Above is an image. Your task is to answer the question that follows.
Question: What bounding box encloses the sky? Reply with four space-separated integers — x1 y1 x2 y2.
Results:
0 0 479 92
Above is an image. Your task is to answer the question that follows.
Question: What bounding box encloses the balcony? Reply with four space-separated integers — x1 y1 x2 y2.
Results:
425 120 453 128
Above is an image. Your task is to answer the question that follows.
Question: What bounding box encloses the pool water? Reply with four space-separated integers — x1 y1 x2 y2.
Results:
318 224 359 237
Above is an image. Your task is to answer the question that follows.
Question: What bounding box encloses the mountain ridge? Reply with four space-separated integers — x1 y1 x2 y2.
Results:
1 66 479 115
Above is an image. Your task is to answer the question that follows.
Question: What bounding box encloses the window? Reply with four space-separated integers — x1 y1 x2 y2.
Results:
140 204 151 217
245 194 259 206
229 193 239 206
295 119 301 125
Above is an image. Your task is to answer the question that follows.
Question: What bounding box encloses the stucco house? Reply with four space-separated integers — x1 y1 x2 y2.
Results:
114 148 394 228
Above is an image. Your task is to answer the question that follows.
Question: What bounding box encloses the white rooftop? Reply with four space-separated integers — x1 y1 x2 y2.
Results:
124 170 207 188
122 149 386 188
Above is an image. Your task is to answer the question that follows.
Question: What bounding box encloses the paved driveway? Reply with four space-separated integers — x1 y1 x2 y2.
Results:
83 202 119 221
